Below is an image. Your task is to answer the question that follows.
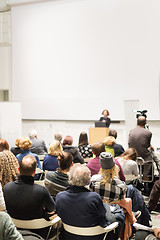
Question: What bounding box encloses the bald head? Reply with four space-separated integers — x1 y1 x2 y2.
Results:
137 116 146 127
19 155 37 176
68 164 91 186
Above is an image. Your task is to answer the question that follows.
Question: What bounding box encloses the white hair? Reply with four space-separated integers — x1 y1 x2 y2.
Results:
68 163 91 186
29 129 38 139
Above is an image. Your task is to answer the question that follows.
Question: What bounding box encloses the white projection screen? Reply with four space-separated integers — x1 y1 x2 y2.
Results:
11 0 160 120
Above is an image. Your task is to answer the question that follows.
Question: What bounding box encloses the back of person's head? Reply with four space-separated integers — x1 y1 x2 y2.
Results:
19 154 37 176
122 148 137 161
63 136 73 146
54 133 62 142
104 136 116 147
58 152 73 171
78 132 89 146
99 152 119 182
108 129 117 139
15 137 22 148
137 116 146 126
68 163 91 186
91 142 105 156
102 109 110 116
19 137 32 150
0 139 9 152
48 140 63 156
28 129 38 139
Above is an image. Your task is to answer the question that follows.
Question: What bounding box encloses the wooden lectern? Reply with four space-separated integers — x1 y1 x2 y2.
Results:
89 128 109 144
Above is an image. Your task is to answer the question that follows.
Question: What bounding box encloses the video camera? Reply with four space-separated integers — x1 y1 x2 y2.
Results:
136 110 147 119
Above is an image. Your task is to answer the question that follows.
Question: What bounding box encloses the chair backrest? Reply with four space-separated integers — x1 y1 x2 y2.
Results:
44 178 66 197
63 221 119 236
11 216 61 230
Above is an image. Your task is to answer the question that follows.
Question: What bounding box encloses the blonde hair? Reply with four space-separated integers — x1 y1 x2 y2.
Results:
48 140 63 156
104 136 116 147
19 137 32 150
99 164 119 184
0 150 19 188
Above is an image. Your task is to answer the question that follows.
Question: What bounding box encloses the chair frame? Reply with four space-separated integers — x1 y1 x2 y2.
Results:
63 221 119 240
11 216 61 240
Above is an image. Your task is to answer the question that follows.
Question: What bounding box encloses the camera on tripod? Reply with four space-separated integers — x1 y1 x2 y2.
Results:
136 110 147 119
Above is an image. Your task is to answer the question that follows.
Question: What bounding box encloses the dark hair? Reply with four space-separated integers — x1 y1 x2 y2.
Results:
19 154 37 176
58 152 73 170
63 136 73 146
122 148 137 161
0 139 9 152
91 142 105 156
78 132 89 146
137 116 146 126
102 109 110 116
108 130 117 139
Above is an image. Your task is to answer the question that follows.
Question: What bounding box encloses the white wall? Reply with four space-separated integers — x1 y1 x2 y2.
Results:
10 0 160 120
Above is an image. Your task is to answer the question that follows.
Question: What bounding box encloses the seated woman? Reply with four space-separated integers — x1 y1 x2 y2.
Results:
0 139 19 188
90 152 136 240
116 148 139 184
90 152 127 203
104 136 116 157
45 152 73 198
16 137 41 179
78 132 93 159
43 140 63 171
62 135 84 164
99 109 111 128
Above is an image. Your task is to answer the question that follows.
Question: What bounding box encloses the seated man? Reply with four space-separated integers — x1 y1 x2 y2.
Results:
29 129 47 155
4 154 55 238
45 152 73 198
56 163 120 240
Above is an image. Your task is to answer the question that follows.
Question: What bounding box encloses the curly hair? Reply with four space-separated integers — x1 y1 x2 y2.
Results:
99 164 119 185
19 137 32 150
0 150 19 188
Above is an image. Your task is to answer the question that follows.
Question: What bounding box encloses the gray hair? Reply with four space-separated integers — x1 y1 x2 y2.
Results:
54 133 62 142
29 129 38 139
68 163 91 186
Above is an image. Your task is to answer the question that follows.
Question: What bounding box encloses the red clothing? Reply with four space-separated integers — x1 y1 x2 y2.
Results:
87 156 125 181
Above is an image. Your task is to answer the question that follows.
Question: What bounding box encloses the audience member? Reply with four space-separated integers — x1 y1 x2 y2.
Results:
87 142 125 181
78 132 93 158
54 133 62 143
56 163 117 240
87 142 106 176
0 212 23 240
128 116 160 180
104 136 116 157
90 152 127 203
16 137 41 168
117 148 139 183
0 139 19 188
4 154 55 238
99 109 111 127
62 135 84 164
109 130 125 157
29 129 47 155
10 137 23 156
45 152 73 198
43 140 62 171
